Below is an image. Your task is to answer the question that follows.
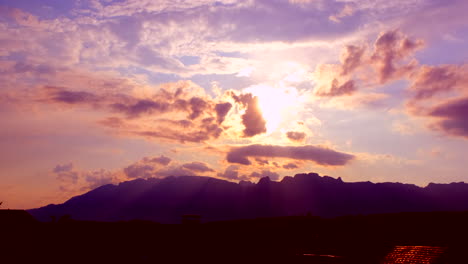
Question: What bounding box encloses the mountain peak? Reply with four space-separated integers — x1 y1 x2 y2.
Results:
28 173 468 223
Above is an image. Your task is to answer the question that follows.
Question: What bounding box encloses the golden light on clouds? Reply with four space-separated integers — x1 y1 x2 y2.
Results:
244 84 301 133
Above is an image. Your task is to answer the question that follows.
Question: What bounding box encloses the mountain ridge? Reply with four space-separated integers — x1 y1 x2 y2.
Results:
29 173 468 223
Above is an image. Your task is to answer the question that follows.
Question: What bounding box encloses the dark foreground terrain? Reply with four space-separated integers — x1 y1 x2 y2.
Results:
2 211 468 263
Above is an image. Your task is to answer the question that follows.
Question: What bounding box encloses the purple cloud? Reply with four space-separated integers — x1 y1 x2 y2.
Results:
124 164 155 179
144 155 172 166
316 79 356 97
110 99 170 118
44 86 100 105
217 165 240 180
226 144 355 166
231 92 267 137
371 30 424 83
340 45 365 75
215 102 232 124
286 131 306 142
53 163 73 173
283 162 299 169
246 170 280 181
427 97 468 139
409 65 465 102
181 161 215 172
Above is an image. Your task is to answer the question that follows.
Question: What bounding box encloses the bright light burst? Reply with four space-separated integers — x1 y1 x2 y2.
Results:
244 84 301 133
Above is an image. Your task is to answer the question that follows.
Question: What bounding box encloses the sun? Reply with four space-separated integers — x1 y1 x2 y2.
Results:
244 84 300 133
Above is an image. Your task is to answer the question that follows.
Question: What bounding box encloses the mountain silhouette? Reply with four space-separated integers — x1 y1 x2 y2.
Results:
28 173 468 223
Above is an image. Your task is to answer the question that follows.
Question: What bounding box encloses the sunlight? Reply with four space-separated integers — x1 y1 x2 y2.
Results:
244 84 300 133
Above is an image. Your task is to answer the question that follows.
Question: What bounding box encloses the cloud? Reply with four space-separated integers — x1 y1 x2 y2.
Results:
427 97 468 139
137 117 223 143
124 155 172 178
181 161 215 172
53 163 74 173
83 169 119 190
226 144 355 166
143 155 172 166
283 162 299 169
286 131 306 142
313 30 423 98
43 86 101 105
154 167 195 178
110 99 170 118
215 102 232 124
315 79 356 97
245 169 280 181
124 164 155 179
217 165 239 180
41 81 215 119
231 92 267 137
39 81 229 143
408 65 468 102
340 45 365 76
255 158 269 166
371 30 424 83
405 64 468 139
53 163 121 193
53 163 79 184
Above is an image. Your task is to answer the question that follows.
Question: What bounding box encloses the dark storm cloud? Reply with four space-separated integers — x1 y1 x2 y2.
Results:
226 144 355 166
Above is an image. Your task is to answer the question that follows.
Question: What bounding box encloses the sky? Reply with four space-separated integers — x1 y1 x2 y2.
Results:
1 0 468 209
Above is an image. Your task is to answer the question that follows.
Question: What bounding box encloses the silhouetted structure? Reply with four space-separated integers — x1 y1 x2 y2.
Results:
383 246 446 264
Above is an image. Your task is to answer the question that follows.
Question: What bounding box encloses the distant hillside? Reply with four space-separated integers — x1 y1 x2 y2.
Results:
28 173 468 223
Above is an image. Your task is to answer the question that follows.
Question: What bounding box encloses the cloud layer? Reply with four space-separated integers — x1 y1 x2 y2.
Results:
226 144 355 166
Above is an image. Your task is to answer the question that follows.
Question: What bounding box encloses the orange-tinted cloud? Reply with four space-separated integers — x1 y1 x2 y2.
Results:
371 30 424 83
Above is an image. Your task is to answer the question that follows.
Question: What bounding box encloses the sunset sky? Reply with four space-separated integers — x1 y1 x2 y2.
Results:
1 0 468 209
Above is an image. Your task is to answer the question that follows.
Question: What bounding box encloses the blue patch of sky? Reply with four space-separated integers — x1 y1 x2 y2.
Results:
178 56 201 66
214 51 249 59
107 66 255 96
0 0 78 19
416 26 468 65
310 105 426 158
190 73 255 94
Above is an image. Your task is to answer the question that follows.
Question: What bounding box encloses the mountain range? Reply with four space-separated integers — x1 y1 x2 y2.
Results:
29 173 468 223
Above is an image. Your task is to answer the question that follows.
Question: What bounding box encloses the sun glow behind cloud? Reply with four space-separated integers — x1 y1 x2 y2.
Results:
244 84 302 133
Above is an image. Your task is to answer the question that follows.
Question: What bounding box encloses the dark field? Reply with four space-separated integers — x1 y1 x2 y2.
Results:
2 211 468 263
